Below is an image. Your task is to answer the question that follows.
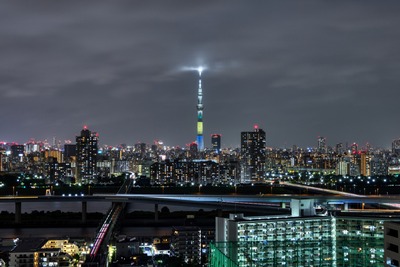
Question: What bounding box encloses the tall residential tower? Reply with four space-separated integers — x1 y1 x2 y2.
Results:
240 125 266 183
76 126 98 184
196 67 204 151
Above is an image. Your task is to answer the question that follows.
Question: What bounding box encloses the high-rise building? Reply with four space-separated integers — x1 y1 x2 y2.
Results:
44 150 62 163
171 226 202 265
214 200 335 266
318 136 327 153
10 144 24 162
351 143 358 154
189 142 198 158
211 201 388 267
211 134 221 153
336 160 350 176
25 140 41 154
135 143 147 158
360 151 371 176
336 143 344 155
240 125 266 183
384 221 400 267
196 67 204 151
392 139 400 155
64 144 76 159
335 216 385 266
76 126 98 184
371 155 388 176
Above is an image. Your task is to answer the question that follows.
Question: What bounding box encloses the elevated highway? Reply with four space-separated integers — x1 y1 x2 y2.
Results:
3 192 400 204
3 192 400 213
2 180 400 224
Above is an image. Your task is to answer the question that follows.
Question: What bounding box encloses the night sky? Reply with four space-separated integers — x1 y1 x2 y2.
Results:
1 2 400 149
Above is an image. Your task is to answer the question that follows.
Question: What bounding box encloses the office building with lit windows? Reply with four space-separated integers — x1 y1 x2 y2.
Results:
76 126 98 184
240 125 266 183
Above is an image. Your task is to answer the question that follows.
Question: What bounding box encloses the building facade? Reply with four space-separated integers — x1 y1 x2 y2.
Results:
76 127 98 184
214 200 335 267
384 221 400 267
211 203 390 267
9 239 74 267
240 126 266 183
211 134 221 154
171 226 202 265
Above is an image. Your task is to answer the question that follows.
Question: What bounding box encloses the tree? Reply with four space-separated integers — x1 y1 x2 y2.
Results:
161 206 170 214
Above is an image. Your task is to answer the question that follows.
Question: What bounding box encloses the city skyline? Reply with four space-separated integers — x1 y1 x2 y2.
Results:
1 2 400 148
0 125 397 151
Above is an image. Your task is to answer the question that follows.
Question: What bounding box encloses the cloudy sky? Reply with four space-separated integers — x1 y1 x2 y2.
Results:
1 1 400 149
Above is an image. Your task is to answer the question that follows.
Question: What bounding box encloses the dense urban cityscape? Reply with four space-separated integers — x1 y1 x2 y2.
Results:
1 57 400 267
1 125 400 188
3 2 400 267
2 58 400 267
1 122 400 266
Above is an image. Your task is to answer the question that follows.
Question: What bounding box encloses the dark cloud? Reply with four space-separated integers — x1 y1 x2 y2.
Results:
0 1 399 149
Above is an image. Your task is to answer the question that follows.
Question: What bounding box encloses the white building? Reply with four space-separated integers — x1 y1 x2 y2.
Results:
215 199 335 267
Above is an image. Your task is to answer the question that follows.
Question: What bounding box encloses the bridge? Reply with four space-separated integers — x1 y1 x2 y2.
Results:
3 192 400 221
3 182 400 266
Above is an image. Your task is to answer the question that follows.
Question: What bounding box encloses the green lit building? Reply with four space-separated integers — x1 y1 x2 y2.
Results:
210 199 389 267
336 217 384 266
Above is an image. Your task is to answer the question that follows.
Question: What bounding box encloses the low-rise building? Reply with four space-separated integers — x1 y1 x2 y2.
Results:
9 238 76 267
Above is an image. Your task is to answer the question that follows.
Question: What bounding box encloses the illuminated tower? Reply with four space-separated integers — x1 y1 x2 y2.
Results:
196 67 204 151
